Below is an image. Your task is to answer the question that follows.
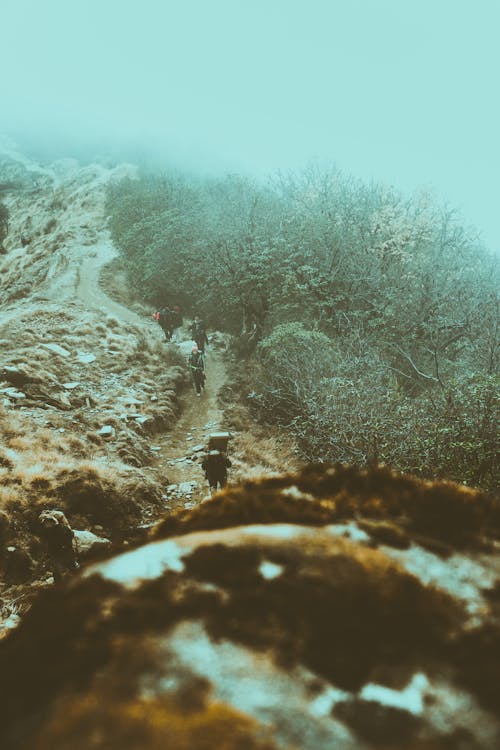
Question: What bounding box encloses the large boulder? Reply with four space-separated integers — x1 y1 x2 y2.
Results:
0 464 499 750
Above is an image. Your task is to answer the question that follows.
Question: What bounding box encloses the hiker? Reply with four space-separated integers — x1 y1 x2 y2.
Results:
158 307 175 341
38 510 78 584
188 346 206 395
189 316 209 353
201 449 231 494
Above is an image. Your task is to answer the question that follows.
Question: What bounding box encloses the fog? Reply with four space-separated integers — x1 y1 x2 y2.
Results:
2 0 499 251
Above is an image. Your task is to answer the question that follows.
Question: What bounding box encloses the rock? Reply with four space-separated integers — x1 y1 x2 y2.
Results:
42 343 71 357
23 384 72 410
57 392 72 408
1 613 20 631
1 465 499 750
1 387 26 399
4 388 26 400
73 529 111 558
177 481 197 495
77 352 96 364
0 366 39 387
98 425 115 439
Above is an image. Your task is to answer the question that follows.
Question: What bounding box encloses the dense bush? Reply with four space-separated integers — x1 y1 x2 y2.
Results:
107 167 499 490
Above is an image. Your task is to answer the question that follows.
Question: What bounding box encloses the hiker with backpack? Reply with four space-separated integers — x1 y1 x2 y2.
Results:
159 307 175 341
201 449 231 494
189 316 209 353
188 346 206 396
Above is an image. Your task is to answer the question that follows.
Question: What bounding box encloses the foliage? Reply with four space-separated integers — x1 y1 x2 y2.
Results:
106 166 499 490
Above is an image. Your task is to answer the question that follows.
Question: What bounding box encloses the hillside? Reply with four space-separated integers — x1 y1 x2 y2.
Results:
0 146 298 627
0 147 499 749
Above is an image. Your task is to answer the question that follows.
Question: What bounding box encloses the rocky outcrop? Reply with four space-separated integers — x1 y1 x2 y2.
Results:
0 464 499 750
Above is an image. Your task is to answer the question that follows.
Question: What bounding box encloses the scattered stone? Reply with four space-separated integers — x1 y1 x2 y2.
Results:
177 481 197 495
42 343 71 357
97 425 115 439
192 444 205 452
122 397 144 406
77 352 96 364
134 416 151 425
58 428 65 433
2 399 11 407
166 484 178 493
73 529 111 557
2 613 20 631
63 382 80 390
150 395 158 402
150 446 161 452
1 387 26 400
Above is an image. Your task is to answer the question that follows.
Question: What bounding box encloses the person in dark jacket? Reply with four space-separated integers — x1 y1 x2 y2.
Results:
189 316 209 353
188 346 206 395
38 510 78 584
201 449 231 494
158 307 174 341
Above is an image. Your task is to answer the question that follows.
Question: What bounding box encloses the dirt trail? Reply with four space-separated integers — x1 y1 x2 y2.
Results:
146 347 228 505
69 209 228 503
76 239 144 326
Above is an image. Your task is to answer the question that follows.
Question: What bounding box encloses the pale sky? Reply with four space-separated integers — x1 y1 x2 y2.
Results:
2 0 499 251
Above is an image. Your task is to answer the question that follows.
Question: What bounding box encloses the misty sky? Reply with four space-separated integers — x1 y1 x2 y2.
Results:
2 0 499 252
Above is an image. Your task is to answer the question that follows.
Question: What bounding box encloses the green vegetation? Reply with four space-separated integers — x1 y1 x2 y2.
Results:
107 167 499 490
